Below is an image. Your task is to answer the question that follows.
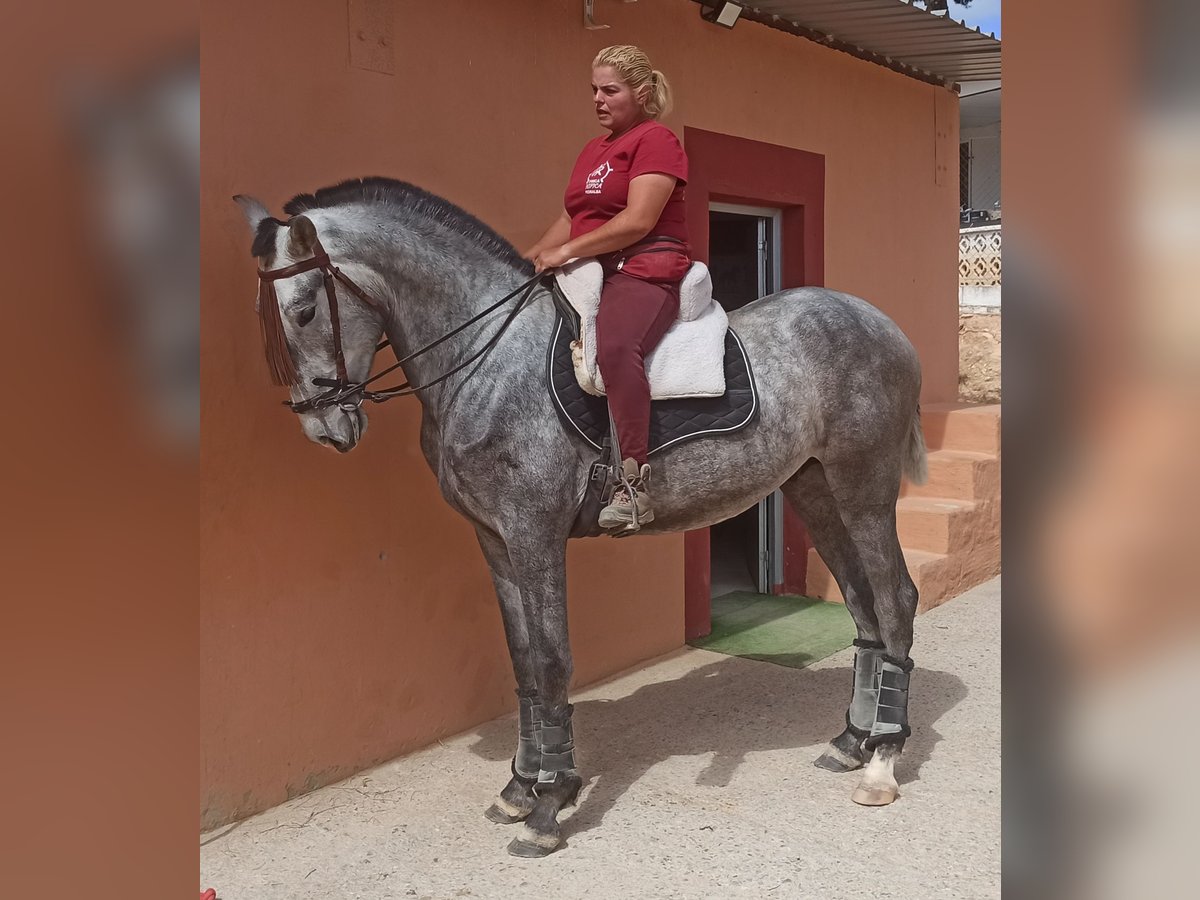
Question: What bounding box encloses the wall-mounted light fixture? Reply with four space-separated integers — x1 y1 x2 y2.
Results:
584 0 610 30
701 1 743 29
584 0 640 31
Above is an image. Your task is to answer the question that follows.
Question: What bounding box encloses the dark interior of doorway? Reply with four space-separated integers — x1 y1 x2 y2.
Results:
708 211 763 597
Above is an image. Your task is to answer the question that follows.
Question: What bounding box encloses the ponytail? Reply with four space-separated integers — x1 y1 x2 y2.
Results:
645 69 673 119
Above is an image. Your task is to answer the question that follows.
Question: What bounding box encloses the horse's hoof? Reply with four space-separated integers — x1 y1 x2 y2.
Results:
484 800 528 825
851 783 899 806
507 838 556 858
506 824 560 858
814 750 862 773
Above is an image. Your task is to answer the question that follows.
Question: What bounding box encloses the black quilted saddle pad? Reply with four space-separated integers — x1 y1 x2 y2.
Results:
547 311 759 458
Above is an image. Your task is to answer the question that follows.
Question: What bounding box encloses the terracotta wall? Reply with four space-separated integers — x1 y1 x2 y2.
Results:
201 0 959 827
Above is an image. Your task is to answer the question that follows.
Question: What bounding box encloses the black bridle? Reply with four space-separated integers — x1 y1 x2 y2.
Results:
256 236 543 415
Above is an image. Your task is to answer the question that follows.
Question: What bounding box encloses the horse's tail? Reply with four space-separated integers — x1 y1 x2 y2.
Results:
903 404 929 485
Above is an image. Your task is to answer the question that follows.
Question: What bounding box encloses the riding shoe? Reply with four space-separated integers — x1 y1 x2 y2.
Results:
599 458 654 531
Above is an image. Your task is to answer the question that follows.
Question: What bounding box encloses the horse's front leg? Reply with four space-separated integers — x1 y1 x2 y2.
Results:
504 540 581 858
475 528 541 825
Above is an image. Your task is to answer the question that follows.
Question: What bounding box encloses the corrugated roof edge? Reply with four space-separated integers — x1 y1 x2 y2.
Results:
688 1 1001 90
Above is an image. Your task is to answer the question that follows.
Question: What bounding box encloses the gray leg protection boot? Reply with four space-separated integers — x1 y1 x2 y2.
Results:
535 705 579 792
865 656 913 750
850 641 885 736
507 706 583 858
485 694 543 825
514 694 542 780
850 656 913 806
815 639 884 772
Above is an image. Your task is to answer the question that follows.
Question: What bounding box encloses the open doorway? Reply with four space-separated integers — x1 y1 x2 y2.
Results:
707 204 784 598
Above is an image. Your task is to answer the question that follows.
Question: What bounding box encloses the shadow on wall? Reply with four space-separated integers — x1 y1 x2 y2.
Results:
467 655 966 843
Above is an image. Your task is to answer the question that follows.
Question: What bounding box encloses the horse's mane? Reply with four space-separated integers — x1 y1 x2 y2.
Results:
263 176 529 271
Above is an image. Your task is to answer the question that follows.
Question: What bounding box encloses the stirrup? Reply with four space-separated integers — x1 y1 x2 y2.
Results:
600 459 650 535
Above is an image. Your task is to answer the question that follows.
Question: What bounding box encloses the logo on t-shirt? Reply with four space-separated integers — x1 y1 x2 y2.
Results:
585 161 613 195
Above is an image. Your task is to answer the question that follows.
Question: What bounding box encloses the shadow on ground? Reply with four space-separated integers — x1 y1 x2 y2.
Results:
467 654 966 842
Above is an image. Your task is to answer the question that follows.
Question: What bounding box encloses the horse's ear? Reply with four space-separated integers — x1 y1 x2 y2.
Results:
287 215 318 258
232 194 270 233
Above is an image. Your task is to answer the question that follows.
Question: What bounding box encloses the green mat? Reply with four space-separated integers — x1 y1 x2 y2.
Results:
688 591 857 669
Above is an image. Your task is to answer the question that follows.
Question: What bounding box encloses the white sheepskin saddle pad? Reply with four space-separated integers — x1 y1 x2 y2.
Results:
554 259 728 399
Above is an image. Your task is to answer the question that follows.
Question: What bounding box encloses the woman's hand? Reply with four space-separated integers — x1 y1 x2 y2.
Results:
533 244 572 273
527 211 572 270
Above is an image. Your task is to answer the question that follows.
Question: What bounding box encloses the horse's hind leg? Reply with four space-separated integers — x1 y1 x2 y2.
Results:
782 461 882 773
475 528 541 825
503 540 582 858
821 464 919 807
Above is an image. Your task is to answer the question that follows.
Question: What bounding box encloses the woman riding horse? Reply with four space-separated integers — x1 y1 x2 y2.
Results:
525 45 690 532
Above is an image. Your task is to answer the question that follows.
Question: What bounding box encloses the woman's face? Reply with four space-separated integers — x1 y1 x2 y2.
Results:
591 65 645 136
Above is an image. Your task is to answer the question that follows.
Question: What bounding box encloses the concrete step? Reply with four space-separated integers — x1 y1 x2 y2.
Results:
902 449 1000 502
805 542 1000 614
921 402 1001 455
895 496 1001 556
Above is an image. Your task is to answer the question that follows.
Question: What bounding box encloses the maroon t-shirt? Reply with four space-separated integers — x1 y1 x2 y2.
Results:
564 120 689 243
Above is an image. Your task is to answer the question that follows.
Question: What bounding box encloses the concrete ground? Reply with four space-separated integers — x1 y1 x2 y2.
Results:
201 577 1000 899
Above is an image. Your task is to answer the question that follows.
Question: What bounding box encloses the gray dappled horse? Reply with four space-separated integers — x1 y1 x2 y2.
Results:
235 178 928 858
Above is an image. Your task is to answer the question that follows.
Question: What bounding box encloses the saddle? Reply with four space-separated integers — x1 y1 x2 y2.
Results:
545 268 759 461
555 258 729 399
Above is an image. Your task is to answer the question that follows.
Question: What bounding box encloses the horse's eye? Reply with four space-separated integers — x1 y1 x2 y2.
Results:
297 306 317 327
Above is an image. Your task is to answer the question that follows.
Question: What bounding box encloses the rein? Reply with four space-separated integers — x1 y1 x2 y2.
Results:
256 236 543 415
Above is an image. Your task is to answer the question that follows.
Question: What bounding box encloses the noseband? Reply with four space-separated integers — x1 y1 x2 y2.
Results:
256 235 543 415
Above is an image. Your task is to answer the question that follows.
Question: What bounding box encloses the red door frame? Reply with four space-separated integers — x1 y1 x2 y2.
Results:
682 127 826 640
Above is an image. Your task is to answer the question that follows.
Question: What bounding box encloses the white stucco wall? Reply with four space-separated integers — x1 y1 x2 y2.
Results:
959 284 1000 308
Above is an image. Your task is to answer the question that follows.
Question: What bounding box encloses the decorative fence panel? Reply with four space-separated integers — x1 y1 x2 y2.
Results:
959 225 1001 286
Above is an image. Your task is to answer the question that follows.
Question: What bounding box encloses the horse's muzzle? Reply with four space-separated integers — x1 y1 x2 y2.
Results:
303 403 366 452
318 434 356 453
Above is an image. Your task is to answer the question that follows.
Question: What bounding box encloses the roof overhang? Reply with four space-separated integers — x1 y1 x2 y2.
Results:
961 80 1001 130
693 1 1001 89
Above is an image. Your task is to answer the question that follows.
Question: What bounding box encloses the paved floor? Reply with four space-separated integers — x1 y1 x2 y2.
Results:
201 577 1000 900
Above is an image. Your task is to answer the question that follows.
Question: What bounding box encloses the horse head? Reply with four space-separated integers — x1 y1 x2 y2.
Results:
234 195 386 453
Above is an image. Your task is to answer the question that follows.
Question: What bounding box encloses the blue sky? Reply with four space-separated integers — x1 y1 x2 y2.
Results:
952 0 1001 39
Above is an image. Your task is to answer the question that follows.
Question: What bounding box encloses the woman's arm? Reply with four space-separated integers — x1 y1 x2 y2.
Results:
523 210 571 261
534 174 677 270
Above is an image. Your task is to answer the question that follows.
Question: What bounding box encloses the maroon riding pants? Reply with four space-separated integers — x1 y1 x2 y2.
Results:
594 270 681 466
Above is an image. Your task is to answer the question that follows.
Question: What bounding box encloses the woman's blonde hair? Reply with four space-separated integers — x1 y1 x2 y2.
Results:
592 45 673 119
